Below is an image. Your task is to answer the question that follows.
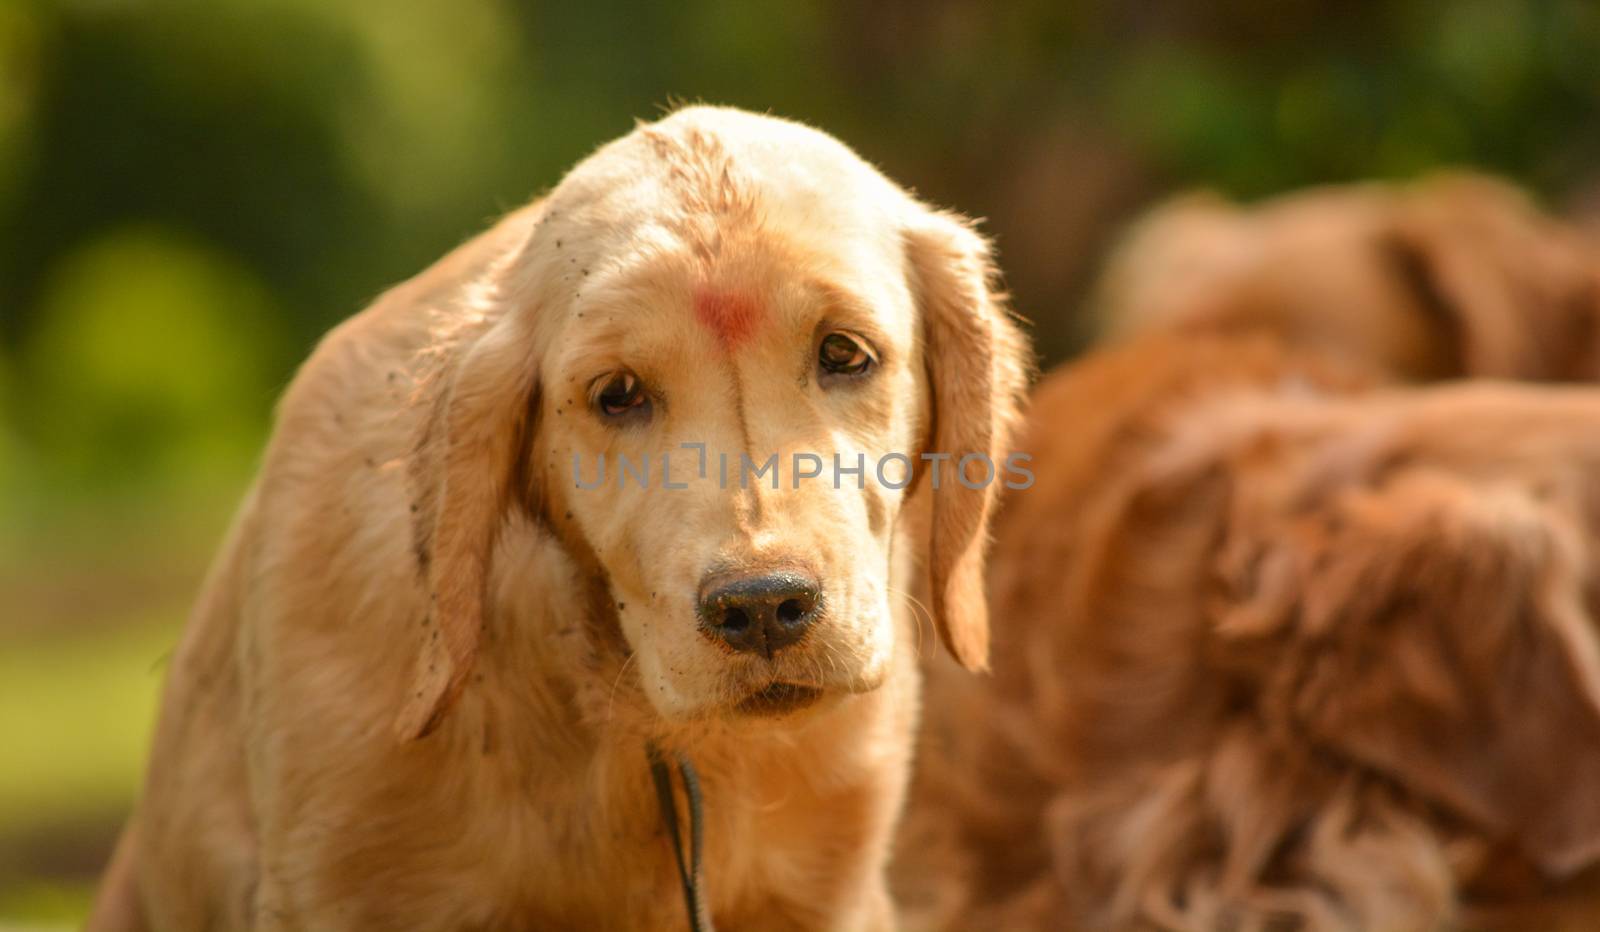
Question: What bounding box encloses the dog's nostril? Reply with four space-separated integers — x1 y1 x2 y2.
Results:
721 607 750 633
698 569 821 656
776 598 806 625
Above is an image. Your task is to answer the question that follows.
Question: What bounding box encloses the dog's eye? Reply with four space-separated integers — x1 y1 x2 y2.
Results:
818 332 875 379
593 371 649 420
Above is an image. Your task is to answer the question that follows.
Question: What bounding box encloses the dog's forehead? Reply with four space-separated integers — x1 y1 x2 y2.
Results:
639 105 895 194
534 109 918 364
546 108 907 255
693 287 761 350
559 245 907 364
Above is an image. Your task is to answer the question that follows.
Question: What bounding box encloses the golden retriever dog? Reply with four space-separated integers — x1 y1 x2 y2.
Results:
87 106 1027 931
895 174 1600 931
1094 173 1600 382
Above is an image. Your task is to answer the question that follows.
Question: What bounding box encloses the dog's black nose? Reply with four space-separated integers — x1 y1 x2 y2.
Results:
698 570 821 658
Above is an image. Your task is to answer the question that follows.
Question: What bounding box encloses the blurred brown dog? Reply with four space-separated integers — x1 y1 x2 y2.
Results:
88 106 1028 931
896 174 1600 931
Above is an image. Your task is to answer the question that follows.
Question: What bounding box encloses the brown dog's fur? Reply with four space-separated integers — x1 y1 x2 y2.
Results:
87 107 1029 931
897 174 1600 931
1095 173 1600 382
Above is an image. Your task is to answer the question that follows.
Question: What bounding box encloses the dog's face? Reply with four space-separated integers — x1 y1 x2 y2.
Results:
395 107 1028 737
535 190 923 719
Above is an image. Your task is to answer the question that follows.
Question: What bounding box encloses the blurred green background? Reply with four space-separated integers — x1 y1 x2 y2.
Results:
2 0 1599 925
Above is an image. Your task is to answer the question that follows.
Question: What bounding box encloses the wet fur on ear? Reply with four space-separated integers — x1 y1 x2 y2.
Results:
395 311 541 741
904 210 1031 670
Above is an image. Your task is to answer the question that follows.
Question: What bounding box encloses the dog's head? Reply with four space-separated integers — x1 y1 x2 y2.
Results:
395 107 1028 738
1097 173 1600 382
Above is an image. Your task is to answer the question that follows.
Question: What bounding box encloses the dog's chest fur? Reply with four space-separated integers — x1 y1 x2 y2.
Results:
287 682 914 930
237 526 917 931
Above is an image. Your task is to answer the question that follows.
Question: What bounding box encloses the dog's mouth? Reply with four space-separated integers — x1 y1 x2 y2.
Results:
735 681 823 717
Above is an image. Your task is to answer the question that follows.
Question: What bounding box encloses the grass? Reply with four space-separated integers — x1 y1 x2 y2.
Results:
0 610 181 927
0 883 93 930
0 608 181 928
0 425 255 927
0 612 179 832
0 488 218 928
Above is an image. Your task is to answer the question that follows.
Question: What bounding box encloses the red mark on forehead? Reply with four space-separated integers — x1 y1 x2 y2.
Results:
693 287 762 349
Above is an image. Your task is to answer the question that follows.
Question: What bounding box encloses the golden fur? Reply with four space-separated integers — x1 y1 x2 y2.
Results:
87 106 1029 931
1095 173 1600 381
897 174 1600 931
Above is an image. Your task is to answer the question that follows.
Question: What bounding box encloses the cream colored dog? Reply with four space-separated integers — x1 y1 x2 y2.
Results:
87 106 1028 931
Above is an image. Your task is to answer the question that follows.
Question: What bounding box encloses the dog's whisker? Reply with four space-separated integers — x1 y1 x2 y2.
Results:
816 644 832 681
887 584 935 660
605 651 638 724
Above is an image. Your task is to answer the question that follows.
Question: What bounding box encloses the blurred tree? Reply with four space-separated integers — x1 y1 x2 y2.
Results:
22 225 284 488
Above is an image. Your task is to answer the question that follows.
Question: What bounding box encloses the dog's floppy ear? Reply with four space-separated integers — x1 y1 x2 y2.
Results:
394 309 540 742
1383 174 1600 380
1272 473 1600 877
904 210 1030 670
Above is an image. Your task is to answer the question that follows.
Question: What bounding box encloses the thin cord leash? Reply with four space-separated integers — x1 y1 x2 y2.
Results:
648 743 714 932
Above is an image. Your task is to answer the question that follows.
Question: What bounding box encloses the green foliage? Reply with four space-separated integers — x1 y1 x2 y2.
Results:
21 227 284 489
1104 0 1600 196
